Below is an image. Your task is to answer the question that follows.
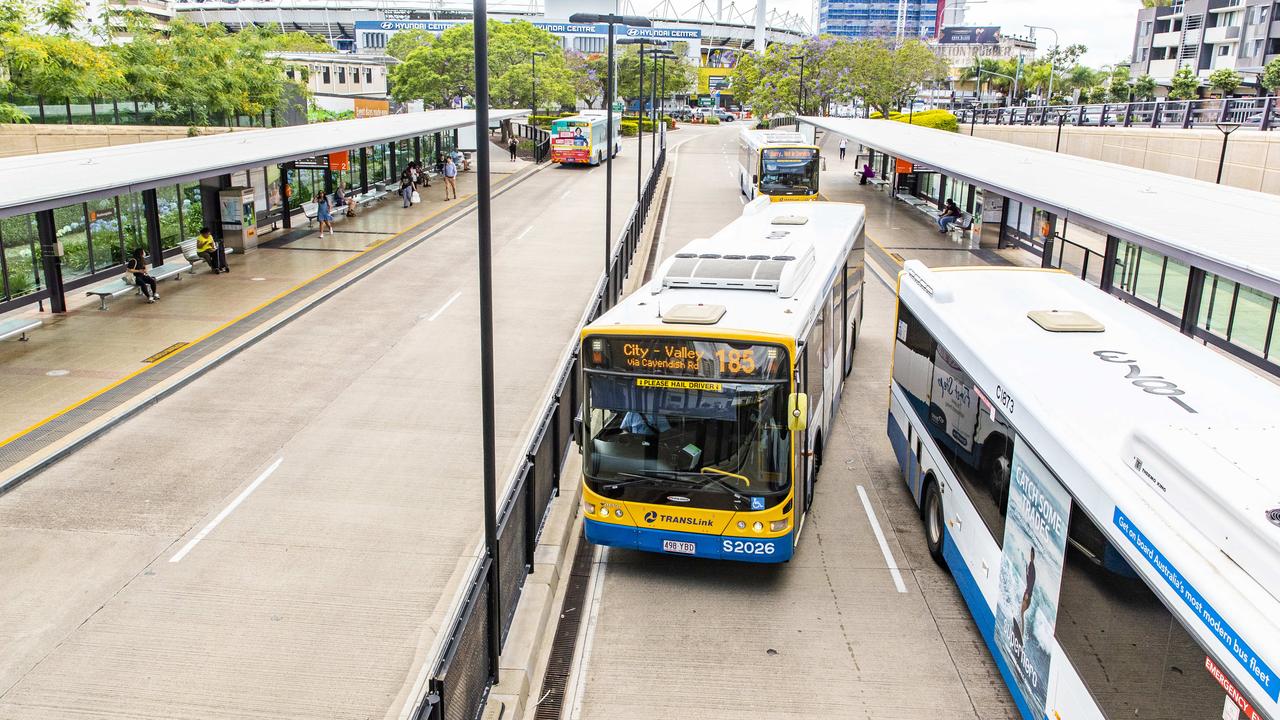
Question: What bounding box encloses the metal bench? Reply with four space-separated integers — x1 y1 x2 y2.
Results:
85 260 192 310
180 238 235 273
0 317 41 342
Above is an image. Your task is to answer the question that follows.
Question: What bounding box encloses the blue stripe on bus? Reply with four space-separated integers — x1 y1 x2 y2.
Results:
584 518 794 563
886 410 921 506
1113 507 1279 702
942 529 1045 720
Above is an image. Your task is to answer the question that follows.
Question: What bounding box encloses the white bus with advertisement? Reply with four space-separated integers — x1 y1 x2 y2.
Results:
550 111 622 166
888 261 1280 720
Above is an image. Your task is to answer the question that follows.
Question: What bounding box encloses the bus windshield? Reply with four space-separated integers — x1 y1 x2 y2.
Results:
760 148 818 196
583 372 790 498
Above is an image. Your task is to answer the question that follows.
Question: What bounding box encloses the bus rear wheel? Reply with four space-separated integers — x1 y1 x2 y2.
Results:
923 478 945 566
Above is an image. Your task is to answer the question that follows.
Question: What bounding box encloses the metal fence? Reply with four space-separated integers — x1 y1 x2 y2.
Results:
510 122 551 164
410 140 668 720
957 96 1279 131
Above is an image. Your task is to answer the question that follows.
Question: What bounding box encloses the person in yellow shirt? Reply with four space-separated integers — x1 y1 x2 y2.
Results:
196 226 227 273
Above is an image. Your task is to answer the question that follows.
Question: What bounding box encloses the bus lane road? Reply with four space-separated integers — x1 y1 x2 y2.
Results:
0 137 650 720
562 124 1018 719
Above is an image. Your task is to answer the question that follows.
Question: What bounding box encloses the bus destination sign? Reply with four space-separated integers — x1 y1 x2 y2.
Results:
588 336 787 380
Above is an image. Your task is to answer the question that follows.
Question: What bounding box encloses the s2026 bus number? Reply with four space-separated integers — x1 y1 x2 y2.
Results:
723 539 775 556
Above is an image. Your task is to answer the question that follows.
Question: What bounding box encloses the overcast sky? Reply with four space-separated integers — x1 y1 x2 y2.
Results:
774 0 1141 66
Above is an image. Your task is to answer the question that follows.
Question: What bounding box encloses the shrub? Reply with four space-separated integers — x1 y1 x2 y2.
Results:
619 120 639 136
528 112 577 128
871 108 958 132
704 115 720 125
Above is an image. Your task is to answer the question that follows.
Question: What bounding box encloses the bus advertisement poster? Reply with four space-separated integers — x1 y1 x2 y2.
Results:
994 445 1071 717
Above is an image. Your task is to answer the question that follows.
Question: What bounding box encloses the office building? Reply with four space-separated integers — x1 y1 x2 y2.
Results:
818 0 940 41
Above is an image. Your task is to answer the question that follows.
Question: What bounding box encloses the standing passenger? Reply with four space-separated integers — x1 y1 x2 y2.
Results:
838 138 848 160
315 191 334 238
442 155 457 200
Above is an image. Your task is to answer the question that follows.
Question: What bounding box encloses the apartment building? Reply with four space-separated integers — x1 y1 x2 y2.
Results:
1132 0 1279 91
273 53 392 114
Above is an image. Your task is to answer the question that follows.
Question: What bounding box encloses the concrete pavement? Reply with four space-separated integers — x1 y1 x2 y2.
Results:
0 136 654 719
557 124 1019 720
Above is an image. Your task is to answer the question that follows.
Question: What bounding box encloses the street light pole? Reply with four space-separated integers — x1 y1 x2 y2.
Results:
1215 121 1241 184
570 12 652 298
650 49 660 166
531 51 545 118
470 0 501 682
1027 25 1059 105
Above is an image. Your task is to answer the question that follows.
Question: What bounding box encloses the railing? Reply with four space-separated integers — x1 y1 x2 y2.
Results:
511 122 551 164
956 96 1279 131
1042 235 1107 287
410 139 668 720
761 115 798 129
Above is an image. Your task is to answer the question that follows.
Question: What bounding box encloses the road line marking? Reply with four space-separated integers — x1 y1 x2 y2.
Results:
857 484 908 593
568 545 608 720
170 458 283 563
515 225 533 242
426 291 462 322
561 189 573 199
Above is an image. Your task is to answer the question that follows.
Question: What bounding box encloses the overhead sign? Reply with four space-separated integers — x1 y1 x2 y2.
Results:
353 19 700 38
939 25 1003 44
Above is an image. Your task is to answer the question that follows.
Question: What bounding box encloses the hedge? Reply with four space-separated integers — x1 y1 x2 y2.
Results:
619 117 673 136
869 109 959 133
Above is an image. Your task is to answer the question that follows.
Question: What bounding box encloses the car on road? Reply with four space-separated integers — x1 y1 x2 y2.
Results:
713 108 736 122
669 107 694 122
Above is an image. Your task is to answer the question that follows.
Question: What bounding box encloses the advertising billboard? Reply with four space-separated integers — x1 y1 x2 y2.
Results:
939 26 1002 44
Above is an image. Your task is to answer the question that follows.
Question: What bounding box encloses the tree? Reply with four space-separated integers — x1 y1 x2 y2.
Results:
41 0 82 36
259 28 335 53
1262 58 1280 94
1107 66 1132 102
1133 74 1158 100
1168 66 1200 100
1207 67 1242 97
386 28 433 61
850 39 946 117
565 50 601 108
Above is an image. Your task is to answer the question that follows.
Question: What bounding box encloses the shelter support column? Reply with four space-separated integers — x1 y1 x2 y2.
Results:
36 210 66 314
1180 268 1206 337
359 148 369 193
1100 235 1120 291
200 174 232 241
143 188 163 268
280 165 292 230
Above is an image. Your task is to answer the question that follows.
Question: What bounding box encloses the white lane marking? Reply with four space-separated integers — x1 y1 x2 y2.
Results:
568 545 608 720
426 291 462 322
560 189 573 199
738 195 746 205
515 224 533 242
170 458 283 563
857 484 908 593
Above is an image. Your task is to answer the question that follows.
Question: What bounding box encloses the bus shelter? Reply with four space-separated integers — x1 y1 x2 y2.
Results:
802 116 1280 379
0 109 522 315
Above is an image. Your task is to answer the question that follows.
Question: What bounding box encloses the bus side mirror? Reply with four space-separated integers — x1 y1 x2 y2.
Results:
787 393 808 432
752 174 758 185
573 411 584 453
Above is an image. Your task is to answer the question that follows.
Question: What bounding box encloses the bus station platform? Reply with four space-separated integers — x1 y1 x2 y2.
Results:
0 154 526 464
803 116 1280 378
0 127 652 719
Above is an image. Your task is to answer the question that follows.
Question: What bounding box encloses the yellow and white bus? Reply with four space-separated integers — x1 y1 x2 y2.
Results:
738 128 821 202
577 199 864 562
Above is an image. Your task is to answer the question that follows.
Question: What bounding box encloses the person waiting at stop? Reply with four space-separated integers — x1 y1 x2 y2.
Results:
938 199 963 234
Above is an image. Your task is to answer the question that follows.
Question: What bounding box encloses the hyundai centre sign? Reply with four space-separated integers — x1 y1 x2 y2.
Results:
354 19 701 38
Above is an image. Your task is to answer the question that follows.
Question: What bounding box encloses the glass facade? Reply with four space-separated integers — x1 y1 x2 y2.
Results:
1 213 41 301
818 0 938 40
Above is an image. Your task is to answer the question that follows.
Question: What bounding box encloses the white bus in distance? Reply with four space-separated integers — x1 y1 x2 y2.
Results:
888 261 1279 720
737 129 821 201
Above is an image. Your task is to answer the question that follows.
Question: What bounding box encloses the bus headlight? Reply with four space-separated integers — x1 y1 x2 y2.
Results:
599 506 610 518
614 508 624 518
737 521 747 530
753 521 764 533
770 519 789 532
584 502 596 515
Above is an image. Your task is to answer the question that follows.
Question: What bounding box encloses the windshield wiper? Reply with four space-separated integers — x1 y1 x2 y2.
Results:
600 471 747 499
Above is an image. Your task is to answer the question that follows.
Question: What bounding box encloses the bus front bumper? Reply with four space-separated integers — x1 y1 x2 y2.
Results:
584 517 793 563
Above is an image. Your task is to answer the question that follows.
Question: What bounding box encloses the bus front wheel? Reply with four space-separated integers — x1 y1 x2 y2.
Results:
923 478 945 566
